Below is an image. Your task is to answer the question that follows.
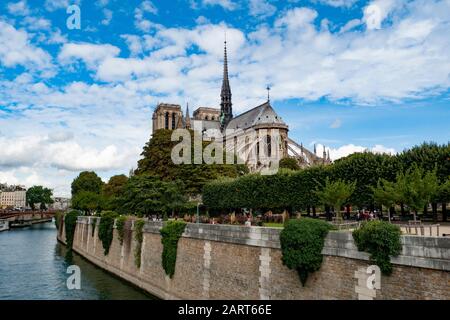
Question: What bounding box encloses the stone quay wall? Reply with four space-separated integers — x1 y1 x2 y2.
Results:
57 217 450 300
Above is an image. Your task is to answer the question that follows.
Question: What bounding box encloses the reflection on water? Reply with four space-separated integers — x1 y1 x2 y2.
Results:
0 221 155 300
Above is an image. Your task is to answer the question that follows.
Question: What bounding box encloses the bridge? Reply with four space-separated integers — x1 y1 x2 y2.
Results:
0 211 57 228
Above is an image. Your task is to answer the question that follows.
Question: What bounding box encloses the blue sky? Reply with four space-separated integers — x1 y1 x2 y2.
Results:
0 0 449 196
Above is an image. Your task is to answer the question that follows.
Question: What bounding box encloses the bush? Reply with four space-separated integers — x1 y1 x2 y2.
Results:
98 211 118 255
279 218 333 286
116 215 128 246
160 220 187 278
134 219 146 268
352 220 402 275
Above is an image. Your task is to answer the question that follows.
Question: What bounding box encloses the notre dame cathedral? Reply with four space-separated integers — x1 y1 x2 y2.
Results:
152 41 331 171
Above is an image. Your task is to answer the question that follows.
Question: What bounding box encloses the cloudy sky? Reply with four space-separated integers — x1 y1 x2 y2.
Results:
0 0 449 197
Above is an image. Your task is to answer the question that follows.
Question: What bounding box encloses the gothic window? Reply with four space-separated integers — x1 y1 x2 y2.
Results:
205 115 209 120
211 116 215 121
266 135 272 157
172 113 176 129
256 141 260 160
164 112 169 129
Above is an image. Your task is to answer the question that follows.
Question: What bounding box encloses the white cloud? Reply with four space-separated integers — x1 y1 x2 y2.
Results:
195 16 210 25
7 0 30 16
330 118 342 129
316 0 358 7
363 0 399 30
274 7 318 30
317 143 397 160
101 8 113 26
96 0 109 6
0 20 53 71
58 42 120 67
44 0 73 11
201 0 237 10
134 0 159 32
248 0 276 18
339 19 361 33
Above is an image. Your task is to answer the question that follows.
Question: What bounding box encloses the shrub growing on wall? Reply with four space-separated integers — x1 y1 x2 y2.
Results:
116 215 128 246
64 210 80 260
352 220 402 275
134 219 146 268
279 218 333 286
98 211 118 255
91 217 97 237
160 220 187 278
55 211 63 230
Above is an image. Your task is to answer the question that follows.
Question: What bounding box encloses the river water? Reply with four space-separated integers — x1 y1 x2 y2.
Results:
0 221 154 300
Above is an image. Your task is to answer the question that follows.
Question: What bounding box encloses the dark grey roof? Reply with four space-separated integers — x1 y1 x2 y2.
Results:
225 101 287 130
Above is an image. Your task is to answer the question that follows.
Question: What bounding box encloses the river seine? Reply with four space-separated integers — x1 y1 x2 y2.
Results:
0 221 154 300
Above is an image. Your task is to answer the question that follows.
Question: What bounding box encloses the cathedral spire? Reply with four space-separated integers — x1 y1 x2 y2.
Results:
185 103 191 129
220 39 232 130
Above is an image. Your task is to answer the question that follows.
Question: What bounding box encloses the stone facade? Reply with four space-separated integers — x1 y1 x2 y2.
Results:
59 218 450 300
0 190 26 209
193 107 220 121
152 103 183 132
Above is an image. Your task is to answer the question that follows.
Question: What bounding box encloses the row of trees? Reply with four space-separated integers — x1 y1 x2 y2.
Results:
204 142 450 221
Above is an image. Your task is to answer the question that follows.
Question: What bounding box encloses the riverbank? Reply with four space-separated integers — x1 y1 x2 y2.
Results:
58 216 450 300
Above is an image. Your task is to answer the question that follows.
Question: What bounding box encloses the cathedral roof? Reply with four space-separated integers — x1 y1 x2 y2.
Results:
225 101 287 131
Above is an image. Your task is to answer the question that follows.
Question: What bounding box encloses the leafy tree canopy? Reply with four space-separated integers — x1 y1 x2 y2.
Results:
71 171 104 197
135 129 248 195
26 185 54 210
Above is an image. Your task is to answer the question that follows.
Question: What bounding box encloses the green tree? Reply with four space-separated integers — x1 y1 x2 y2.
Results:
103 174 128 197
71 171 104 197
119 174 187 217
372 179 399 222
437 179 450 222
71 191 105 215
331 152 399 209
102 174 128 210
396 165 439 221
315 177 356 222
135 129 247 195
26 186 54 210
279 158 300 171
